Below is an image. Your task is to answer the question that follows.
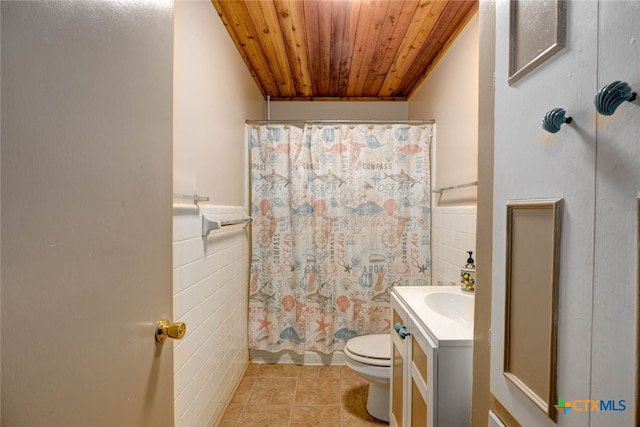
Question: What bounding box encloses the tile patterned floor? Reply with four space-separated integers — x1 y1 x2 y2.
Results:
217 363 388 426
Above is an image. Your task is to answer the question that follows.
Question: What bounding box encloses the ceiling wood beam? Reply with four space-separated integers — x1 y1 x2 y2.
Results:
316 0 333 96
245 0 297 97
336 1 361 97
303 1 321 96
211 1 266 98
274 0 314 97
350 1 392 97
378 0 448 97
361 0 409 97
212 0 280 97
366 0 420 97
345 0 377 97
403 0 478 97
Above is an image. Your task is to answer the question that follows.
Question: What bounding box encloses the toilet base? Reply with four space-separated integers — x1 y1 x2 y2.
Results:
365 381 390 423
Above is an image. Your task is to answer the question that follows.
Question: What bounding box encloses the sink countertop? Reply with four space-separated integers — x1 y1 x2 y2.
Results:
393 286 474 347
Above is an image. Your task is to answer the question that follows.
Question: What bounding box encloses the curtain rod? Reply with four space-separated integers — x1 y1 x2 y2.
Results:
245 119 434 125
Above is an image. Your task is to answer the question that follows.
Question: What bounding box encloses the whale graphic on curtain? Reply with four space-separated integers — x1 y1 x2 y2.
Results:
249 123 432 354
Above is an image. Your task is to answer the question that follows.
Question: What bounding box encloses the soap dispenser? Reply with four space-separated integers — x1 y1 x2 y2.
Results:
460 251 475 293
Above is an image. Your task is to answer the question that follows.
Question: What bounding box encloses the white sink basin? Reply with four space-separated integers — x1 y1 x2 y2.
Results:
393 286 474 345
424 292 474 325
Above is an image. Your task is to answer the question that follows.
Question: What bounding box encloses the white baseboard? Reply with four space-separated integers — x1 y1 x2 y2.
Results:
249 349 345 365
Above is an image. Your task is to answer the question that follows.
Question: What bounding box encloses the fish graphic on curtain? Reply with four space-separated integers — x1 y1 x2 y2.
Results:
249 123 432 354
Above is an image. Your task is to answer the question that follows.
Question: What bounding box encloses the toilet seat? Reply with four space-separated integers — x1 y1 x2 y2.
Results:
344 334 390 367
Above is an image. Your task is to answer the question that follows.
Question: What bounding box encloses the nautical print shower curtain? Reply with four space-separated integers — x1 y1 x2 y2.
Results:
249 123 432 354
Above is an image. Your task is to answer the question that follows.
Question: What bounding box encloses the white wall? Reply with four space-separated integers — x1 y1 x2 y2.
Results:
174 0 264 206
173 205 249 427
408 13 479 284
173 1 263 425
408 13 479 206
270 100 408 121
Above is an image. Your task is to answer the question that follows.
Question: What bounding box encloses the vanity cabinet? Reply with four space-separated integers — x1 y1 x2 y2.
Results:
406 313 436 427
390 289 473 427
390 298 408 427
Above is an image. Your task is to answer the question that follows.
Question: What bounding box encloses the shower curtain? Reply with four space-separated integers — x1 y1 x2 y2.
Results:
249 123 432 353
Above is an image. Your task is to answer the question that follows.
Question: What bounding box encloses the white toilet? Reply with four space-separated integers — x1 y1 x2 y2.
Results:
343 333 391 422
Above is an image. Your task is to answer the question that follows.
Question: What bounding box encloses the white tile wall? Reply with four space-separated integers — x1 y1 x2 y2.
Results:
431 206 477 286
173 204 250 427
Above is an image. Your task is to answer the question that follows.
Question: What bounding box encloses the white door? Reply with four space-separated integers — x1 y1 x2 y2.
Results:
492 1 639 426
591 2 640 425
491 0 598 426
1 2 174 426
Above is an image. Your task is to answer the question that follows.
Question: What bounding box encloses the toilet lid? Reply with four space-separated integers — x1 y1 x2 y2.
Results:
345 334 390 360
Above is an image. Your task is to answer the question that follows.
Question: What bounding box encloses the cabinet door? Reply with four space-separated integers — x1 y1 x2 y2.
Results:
591 2 640 425
391 295 409 427
408 316 437 427
492 0 598 426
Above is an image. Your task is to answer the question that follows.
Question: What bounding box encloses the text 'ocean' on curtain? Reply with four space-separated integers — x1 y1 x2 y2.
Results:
249 123 432 354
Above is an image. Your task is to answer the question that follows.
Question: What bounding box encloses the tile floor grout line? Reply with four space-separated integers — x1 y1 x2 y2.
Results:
339 367 344 426
239 373 257 426
290 367 299 425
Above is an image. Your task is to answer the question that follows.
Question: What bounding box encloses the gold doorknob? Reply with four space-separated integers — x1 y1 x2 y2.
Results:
155 318 187 343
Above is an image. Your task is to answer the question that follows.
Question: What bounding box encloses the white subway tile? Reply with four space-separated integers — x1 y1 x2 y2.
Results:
461 233 477 254
443 229 454 247
454 249 468 266
433 272 447 286
462 214 477 234
173 237 205 268
447 262 460 283
173 206 249 427
174 213 203 242
452 231 463 252
173 267 184 294
173 293 186 322
174 380 194 423
432 256 445 273
435 227 445 243
428 207 477 284
442 212 453 230
446 249 456 267
452 215 464 232
432 213 442 228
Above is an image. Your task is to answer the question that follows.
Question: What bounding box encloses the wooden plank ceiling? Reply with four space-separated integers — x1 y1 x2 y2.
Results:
211 0 478 101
